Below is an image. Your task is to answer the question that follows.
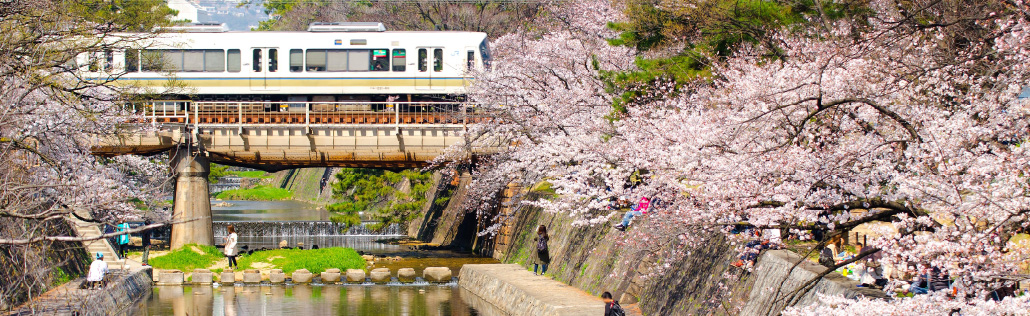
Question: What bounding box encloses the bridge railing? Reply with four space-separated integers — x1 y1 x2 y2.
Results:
130 101 491 130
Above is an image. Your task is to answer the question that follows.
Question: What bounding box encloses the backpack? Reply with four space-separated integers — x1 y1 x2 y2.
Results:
609 302 626 316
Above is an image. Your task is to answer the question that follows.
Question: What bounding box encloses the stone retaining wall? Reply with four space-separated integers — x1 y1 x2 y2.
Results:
482 193 887 315
11 266 152 315
740 250 887 316
458 264 611 316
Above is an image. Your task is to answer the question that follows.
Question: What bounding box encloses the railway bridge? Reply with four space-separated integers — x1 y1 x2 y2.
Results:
92 101 498 249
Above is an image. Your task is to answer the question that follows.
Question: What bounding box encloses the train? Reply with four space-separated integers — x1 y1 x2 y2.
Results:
79 22 490 111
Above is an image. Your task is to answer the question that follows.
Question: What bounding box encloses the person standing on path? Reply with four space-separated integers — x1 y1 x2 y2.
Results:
224 224 238 269
116 222 130 259
141 219 152 266
532 225 550 275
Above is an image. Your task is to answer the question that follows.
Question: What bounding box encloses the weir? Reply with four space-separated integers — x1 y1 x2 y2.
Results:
212 221 406 252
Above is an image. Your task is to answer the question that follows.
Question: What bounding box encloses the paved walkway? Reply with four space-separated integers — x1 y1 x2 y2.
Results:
458 264 642 316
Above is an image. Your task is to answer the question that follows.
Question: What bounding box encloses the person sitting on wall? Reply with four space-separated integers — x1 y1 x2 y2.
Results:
86 252 108 289
732 230 772 268
614 197 651 231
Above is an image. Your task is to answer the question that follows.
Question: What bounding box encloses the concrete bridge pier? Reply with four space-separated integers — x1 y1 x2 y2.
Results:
169 146 213 249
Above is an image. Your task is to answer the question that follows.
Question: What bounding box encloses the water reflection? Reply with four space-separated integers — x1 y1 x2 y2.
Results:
142 285 484 316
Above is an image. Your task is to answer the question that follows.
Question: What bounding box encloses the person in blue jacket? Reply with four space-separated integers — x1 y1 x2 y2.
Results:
116 222 130 259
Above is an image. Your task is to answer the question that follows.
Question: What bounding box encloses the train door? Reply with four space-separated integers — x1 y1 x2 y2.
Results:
415 47 444 91
249 47 280 91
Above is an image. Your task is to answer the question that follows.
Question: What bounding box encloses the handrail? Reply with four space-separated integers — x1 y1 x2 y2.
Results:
132 101 490 133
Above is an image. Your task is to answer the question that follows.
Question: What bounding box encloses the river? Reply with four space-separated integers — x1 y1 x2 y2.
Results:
139 284 486 315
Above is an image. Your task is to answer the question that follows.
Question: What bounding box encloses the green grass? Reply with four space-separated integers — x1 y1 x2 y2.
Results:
232 170 271 178
148 244 224 271
215 185 293 201
236 247 365 274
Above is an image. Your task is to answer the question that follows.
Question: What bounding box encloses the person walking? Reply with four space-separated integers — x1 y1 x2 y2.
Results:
141 219 152 266
116 222 130 259
223 224 238 269
532 225 550 275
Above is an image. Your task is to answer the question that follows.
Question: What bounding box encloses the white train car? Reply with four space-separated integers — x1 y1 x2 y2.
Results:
80 23 489 107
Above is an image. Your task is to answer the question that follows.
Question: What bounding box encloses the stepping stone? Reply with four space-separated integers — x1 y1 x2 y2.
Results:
243 269 261 283
397 268 416 283
423 267 452 283
345 269 366 283
192 269 213 284
269 269 286 283
321 268 342 283
220 270 235 284
292 269 313 283
370 268 391 283
158 270 183 285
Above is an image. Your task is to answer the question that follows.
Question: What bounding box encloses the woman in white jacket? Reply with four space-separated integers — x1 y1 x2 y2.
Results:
224 225 238 269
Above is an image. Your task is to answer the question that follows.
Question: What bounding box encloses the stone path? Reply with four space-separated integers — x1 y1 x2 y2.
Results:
11 267 152 315
458 264 642 316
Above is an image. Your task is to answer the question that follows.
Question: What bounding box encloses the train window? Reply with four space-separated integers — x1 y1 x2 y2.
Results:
252 49 261 72
327 50 346 71
205 50 225 72
88 52 101 72
141 50 162 71
433 48 443 72
268 48 278 72
371 49 388 71
480 38 492 70
289 49 303 72
306 49 375 72
162 50 183 71
104 50 113 72
418 49 427 72
227 49 241 72
183 50 205 72
467 50 475 71
392 49 406 72
347 49 370 71
306 50 326 71
125 49 139 73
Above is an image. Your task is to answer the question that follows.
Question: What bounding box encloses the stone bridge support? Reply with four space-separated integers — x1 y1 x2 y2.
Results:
169 145 213 249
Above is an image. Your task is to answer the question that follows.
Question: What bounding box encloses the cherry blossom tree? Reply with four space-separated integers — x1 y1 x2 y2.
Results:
0 0 173 308
456 0 1030 312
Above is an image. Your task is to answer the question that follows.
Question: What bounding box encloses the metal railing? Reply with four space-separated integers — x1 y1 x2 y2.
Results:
128 101 490 134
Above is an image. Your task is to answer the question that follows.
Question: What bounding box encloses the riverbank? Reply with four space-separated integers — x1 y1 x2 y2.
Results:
11 266 152 315
458 264 642 316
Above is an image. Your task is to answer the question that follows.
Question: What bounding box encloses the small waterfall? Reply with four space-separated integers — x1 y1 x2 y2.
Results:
213 221 403 237
213 221 406 252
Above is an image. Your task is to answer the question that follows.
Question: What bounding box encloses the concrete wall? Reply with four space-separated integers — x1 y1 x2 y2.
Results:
740 250 886 316
12 267 152 315
459 264 608 316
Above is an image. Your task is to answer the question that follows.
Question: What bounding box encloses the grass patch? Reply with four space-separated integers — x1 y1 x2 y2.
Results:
215 185 293 201
236 247 365 274
232 170 271 178
148 244 223 271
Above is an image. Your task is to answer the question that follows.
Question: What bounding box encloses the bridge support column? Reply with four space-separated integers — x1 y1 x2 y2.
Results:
169 146 213 249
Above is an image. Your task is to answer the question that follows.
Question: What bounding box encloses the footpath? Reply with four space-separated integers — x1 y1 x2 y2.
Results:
459 264 642 316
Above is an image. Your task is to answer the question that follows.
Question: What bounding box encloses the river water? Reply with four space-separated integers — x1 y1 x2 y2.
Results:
140 285 486 316
136 199 499 315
